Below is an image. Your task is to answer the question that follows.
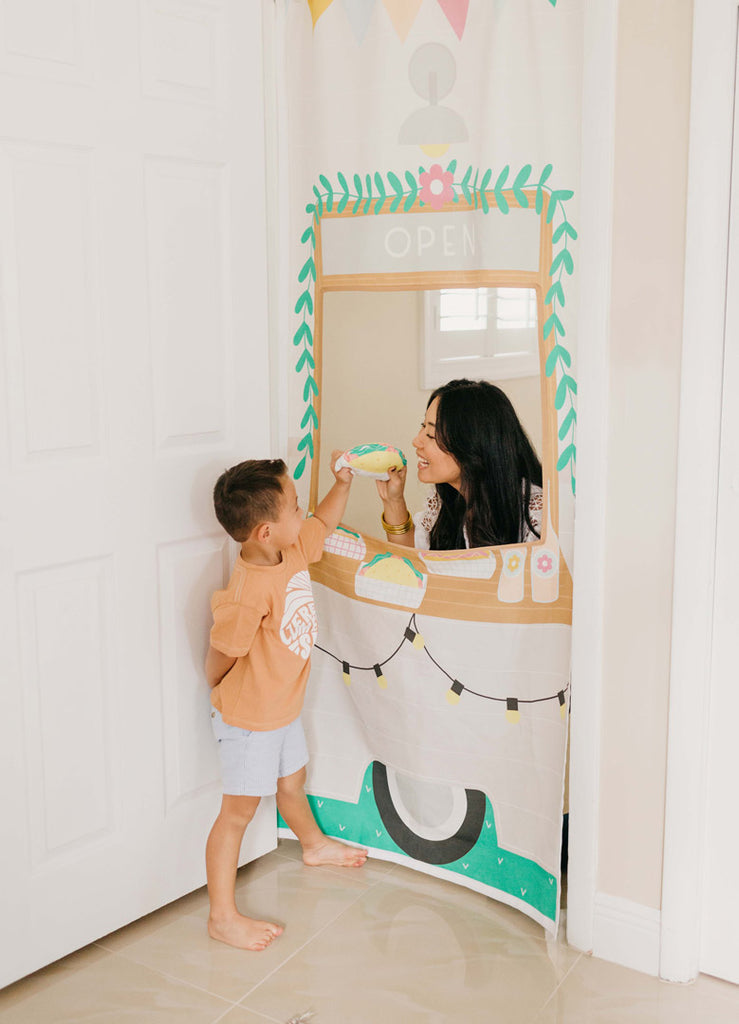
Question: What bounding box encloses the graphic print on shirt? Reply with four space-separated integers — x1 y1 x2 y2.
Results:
280 570 318 660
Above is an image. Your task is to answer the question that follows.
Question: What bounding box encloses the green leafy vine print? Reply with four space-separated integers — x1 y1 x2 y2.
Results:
293 162 577 494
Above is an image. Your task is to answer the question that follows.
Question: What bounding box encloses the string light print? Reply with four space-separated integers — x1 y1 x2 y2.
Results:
315 613 569 719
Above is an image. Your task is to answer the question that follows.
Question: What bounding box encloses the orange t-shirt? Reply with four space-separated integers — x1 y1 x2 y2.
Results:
209 517 327 731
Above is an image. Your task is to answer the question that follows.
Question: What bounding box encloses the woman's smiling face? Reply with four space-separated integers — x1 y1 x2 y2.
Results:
412 397 463 490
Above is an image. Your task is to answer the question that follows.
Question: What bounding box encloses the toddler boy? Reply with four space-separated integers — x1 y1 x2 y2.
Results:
205 455 367 951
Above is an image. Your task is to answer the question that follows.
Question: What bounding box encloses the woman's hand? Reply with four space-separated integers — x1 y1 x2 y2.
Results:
375 463 407 505
375 464 413 547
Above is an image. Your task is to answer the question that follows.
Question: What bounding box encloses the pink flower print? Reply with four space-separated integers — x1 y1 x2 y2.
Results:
419 164 454 210
536 553 553 575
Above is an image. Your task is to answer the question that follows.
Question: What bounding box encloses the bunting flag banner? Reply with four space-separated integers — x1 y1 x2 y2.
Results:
310 0 555 33
436 0 469 39
307 0 335 27
342 0 376 43
279 0 580 934
382 0 424 41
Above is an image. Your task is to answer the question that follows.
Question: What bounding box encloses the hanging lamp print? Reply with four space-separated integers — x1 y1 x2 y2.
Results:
399 43 468 156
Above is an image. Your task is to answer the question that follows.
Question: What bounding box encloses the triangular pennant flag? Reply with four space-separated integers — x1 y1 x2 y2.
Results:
342 0 377 43
308 0 336 27
436 0 469 40
381 0 423 42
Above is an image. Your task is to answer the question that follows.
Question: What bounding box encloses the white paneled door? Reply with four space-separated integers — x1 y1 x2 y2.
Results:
700 22 739 987
0 0 276 986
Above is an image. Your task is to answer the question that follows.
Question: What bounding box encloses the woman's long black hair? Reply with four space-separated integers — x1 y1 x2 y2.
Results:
427 379 542 550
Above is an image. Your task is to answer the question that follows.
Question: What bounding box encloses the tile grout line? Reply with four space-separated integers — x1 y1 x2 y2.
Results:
87 853 391 1014
272 845 402 886
531 949 585 1020
235 871 581 1019
230 864 401 1011
210 1000 283 1024
234 881 379 1006
238 865 396 997
91 942 239 1010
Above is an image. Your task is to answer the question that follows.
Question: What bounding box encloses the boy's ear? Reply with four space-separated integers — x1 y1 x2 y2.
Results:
254 522 271 544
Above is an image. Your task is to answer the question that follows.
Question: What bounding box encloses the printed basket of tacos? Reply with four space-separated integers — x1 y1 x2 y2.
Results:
419 547 497 580
354 552 427 609
323 524 367 561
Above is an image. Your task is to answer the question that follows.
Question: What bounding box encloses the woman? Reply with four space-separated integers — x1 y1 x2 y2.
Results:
377 379 543 549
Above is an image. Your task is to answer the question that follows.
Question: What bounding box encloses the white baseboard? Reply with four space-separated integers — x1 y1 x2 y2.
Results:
592 893 661 976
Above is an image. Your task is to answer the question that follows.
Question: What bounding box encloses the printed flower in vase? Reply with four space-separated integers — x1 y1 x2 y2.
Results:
506 553 521 574
536 553 553 576
419 164 454 209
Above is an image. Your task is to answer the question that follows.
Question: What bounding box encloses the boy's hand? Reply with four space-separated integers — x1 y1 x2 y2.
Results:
330 449 353 485
205 645 236 690
314 452 354 535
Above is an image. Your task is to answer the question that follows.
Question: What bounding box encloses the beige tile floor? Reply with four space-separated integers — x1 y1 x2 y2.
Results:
1 840 738 1023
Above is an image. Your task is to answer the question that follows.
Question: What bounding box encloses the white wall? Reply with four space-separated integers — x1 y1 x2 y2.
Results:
598 0 693 910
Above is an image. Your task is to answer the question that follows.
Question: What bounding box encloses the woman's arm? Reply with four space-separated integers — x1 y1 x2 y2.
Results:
376 465 414 548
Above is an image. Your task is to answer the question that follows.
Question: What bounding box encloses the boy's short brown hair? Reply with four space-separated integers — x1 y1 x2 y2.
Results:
213 459 287 541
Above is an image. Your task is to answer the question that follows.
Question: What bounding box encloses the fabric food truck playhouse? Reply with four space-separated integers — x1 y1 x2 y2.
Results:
279 0 580 934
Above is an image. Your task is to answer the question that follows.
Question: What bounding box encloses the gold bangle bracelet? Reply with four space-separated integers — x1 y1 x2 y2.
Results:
381 511 412 535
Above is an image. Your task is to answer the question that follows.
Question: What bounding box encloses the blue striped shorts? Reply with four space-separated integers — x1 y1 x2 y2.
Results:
210 709 309 797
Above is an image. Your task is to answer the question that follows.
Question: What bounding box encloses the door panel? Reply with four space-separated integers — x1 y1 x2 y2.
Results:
0 0 275 986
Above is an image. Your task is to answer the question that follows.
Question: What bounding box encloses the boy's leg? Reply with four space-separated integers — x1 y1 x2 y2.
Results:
276 767 367 868
206 794 284 950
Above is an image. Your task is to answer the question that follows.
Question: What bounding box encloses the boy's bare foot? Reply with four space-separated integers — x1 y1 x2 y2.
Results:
302 837 368 868
208 912 283 951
